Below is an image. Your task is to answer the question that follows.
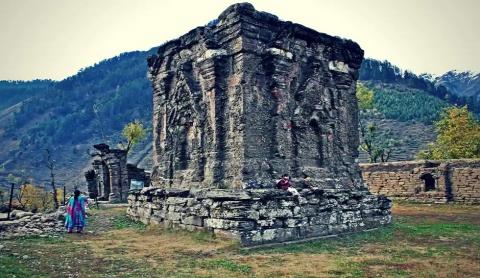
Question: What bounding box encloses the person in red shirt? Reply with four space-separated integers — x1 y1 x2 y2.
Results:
276 174 300 196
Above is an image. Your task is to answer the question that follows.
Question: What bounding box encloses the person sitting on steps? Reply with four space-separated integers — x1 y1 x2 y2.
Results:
276 174 300 197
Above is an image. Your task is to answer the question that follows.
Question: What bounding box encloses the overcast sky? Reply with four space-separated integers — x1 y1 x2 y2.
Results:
1 0 479 81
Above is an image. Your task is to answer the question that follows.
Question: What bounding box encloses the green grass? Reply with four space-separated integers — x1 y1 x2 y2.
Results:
0 255 44 278
200 259 253 274
249 225 396 255
1 203 479 277
112 214 146 230
396 220 479 237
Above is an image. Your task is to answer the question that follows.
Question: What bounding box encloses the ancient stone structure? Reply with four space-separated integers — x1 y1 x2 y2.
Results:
361 159 480 204
128 3 391 246
85 144 149 202
129 187 391 246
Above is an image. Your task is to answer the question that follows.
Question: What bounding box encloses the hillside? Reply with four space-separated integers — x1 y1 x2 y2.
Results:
0 53 475 188
0 49 156 189
0 80 54 111
360 59 480 113
357 82 447 162
434 71 480 97
357 59 480 162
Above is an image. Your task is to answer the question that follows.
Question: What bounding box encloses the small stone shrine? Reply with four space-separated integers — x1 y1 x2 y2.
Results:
127 3 391 246
85 143 149 202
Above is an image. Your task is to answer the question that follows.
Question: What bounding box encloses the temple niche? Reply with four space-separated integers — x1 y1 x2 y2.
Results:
85 143 149 203
128 3 391 246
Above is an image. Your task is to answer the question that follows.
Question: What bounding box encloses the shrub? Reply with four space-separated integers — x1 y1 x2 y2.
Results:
17 184 64 212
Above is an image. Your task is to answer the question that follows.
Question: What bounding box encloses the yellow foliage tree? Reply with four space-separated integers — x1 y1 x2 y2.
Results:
356 82 374 111
18 184 63 212
19 184 42 211
418 106 480 159
121 120 147 153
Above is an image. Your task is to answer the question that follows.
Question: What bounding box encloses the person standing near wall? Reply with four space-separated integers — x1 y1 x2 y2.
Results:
65 189 88 233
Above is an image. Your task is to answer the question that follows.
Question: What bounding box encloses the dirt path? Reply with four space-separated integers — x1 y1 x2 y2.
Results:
85 207 126 234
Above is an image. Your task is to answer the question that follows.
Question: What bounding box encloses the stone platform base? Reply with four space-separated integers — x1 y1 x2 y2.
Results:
127 187 391 246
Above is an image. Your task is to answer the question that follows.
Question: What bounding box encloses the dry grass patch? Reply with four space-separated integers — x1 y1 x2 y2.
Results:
392 201 480 224
77 224 236 272
236 253 335 278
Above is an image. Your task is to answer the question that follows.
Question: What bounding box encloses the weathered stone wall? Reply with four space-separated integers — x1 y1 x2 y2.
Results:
127 187 391 246
147 3 364 189
360 160 480 203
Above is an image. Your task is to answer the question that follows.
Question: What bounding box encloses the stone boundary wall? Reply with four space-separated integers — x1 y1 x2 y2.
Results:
127 187 391 246
360 159 480 203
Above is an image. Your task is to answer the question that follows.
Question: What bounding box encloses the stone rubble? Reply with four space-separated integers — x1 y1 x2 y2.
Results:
0 208 65 239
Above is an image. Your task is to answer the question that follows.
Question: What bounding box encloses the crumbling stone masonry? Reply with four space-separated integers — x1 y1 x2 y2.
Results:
85 144 149 202
128 3 391 246
361 159 480 204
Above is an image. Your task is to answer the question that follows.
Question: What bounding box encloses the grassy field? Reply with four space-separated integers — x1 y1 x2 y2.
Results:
0 202 479 277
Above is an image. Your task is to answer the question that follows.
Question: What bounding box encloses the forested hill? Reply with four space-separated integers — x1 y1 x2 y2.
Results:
357 58 480 162
0 51 476 188
0 48 156 188
359 59 480 114
0 80 54 111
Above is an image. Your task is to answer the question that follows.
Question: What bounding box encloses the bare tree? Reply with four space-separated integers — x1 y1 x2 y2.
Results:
93 103 107 143
45 148 59 209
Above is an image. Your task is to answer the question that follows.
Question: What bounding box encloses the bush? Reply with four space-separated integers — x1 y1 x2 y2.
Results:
418 106 480 159
17 184 64 212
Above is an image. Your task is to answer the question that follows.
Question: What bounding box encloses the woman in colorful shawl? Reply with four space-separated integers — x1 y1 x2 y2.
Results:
65 189 88 233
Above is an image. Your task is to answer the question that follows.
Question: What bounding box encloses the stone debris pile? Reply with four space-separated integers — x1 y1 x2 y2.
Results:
0 209 65 239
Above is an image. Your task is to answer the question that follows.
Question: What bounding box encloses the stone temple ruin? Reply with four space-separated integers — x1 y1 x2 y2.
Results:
85 143 150 202
127 3 391 246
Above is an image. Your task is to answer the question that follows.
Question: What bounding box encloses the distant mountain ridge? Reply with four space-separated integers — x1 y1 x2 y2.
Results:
434 70 480 99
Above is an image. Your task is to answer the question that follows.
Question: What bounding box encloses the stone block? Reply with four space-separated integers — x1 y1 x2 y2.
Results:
210 207 260 220
259 207 293 219
197 189 252 201
166 212 181 221
166 197 190 206
205 219 256 230
182 216 204 226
